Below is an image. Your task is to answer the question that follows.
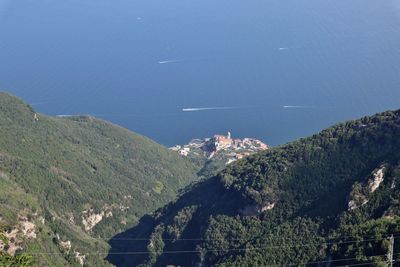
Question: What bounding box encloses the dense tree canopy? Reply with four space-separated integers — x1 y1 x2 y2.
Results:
0 93 199 266
108 109 400 266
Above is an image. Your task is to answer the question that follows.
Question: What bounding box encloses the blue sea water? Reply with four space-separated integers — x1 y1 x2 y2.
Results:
1 0 400 146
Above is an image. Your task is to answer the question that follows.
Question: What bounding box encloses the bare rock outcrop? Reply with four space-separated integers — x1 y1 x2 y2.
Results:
368 167 386 193
0 215 37 256
348 165 387 211
82 210 104 232
240 202 276 216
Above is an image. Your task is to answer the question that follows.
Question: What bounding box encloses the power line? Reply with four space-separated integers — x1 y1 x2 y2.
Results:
26 252 400 267
105 236 400 256
106 233 399 242
26 237 398 255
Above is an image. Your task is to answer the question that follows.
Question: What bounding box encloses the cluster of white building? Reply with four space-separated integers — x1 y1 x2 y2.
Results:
170 132 268 159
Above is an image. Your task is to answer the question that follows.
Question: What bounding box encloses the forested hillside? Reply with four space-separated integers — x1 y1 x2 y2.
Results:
108 109 400 266
0 92 199 266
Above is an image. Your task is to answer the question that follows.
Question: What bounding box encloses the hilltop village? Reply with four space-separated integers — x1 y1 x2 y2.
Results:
170 132 268 166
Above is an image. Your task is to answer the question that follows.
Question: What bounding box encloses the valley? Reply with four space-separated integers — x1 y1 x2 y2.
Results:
1 93 399 266
0 93 199 266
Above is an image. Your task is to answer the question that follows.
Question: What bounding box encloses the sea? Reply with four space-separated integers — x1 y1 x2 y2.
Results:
1 0 400 147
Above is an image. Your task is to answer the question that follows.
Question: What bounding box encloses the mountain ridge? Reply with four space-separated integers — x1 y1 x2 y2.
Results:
107 108 400 266
0 92 199 266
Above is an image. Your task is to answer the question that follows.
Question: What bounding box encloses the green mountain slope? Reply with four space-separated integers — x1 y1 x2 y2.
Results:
108 109 400 266
0 92 199 266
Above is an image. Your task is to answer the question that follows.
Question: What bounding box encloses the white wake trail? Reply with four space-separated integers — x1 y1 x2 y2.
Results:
158 59 185 64
182 106 240 112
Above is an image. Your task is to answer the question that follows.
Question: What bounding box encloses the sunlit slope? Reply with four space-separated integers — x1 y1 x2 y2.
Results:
109 109 400 266
0 92 198 266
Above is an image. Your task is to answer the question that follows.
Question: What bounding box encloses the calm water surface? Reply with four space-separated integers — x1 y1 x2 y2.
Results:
1 0 400 146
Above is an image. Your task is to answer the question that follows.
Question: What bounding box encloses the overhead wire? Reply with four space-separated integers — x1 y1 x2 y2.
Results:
105 233 399 242
25 236 398 255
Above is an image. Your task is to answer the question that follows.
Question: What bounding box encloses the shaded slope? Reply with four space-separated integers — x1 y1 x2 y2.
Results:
108 109 400 266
